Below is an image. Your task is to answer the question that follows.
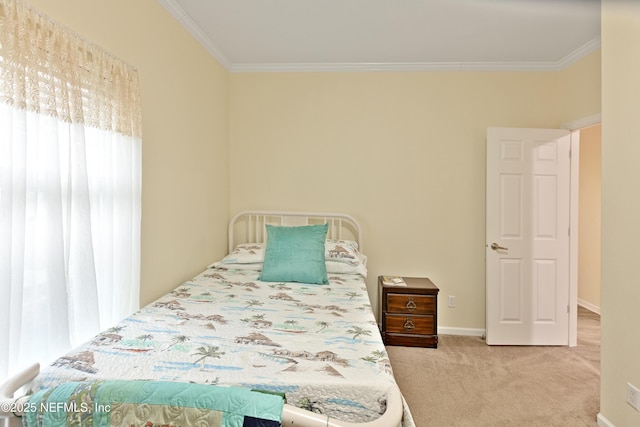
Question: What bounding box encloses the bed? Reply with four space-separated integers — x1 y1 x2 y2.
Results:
0 211 413 427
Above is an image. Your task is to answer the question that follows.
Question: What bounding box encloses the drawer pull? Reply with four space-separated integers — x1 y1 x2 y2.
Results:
405 299 417 311
403 318 415 330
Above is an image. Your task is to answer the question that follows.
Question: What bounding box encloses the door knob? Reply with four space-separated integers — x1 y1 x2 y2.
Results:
490 242 508 251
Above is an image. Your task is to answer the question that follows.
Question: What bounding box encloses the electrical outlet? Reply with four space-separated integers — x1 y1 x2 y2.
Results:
628 383 640 412
448 295 456 308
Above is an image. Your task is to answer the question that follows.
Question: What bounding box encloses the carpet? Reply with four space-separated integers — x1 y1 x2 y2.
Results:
387 335 600 427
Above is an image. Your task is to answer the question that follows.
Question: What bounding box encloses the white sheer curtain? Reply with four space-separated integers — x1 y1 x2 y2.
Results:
0 0 142 380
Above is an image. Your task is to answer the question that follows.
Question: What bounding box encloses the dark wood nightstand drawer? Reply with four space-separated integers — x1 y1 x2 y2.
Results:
384 314 435 335
386 294 435 315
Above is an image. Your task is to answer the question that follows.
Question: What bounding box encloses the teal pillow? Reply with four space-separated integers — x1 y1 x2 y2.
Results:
259 223 329 285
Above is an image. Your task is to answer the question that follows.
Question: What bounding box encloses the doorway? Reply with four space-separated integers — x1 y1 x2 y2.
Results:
576 124 601 316
485 120 601 346
575 123 601 366
566 116 601 351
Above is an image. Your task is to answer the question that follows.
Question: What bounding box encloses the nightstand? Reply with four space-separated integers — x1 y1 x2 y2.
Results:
379 276 439 348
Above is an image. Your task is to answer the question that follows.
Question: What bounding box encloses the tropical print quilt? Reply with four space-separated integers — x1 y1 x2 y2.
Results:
31 267 410 425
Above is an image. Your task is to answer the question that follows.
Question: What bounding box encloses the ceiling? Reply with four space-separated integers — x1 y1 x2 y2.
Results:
158 0 601 72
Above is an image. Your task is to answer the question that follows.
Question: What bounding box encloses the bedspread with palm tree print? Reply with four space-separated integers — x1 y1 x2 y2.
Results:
30 267 407 425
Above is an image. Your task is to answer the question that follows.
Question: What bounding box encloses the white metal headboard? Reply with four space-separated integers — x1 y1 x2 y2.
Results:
228 210 362 254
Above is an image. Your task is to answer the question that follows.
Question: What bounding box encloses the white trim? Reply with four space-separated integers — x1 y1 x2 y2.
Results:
230 38 601 73
562 113 602 131
157 0 232 70
569 130 580 347
231 61 563 74
156 2 601 74
556 37 602 69
578 299 601 315
438 327 486 338
597 413 616 427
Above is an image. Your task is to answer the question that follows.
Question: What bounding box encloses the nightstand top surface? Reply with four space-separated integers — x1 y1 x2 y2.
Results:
379 276 439 291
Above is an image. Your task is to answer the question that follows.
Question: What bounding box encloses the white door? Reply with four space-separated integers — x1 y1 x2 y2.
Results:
486 127 571 345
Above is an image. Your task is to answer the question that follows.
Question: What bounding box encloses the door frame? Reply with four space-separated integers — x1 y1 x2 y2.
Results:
562 113 601 347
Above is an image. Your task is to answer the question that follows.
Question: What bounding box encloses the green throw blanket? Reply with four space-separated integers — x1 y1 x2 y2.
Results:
23 380 284 427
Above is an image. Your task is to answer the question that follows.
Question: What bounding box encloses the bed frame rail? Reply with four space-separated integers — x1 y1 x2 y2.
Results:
0 364 402 427
229 210 363 254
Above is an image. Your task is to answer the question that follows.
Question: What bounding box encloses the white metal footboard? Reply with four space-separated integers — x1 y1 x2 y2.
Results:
0 364 403 427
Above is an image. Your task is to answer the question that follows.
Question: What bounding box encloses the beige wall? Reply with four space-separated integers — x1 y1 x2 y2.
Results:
230 60 601 328
25 0 231 306
601 1 640 425
558 50 602 124
578 125 602 311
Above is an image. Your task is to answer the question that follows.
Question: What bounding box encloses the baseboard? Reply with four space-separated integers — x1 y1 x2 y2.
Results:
438 327 486 337
597 413 615 427
578 299 601 315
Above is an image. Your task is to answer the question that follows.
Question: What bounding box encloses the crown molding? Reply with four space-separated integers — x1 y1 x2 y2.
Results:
231 37 602 73
157 0 232 70
556 36 602 69
159 0 601 74
561 113 602 131
231 60 564 73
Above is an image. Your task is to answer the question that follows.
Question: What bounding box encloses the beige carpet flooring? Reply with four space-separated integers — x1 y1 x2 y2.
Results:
387 308 600 427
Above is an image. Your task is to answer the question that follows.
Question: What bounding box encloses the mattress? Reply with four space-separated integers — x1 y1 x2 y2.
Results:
31 266 412 425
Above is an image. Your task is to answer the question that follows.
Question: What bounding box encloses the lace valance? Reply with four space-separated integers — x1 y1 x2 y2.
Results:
0 0 142 138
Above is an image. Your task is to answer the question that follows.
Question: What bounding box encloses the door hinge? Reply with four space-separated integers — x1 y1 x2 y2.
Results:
567 305 570 314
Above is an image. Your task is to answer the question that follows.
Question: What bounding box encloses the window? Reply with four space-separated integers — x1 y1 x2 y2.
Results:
0 0 142 379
